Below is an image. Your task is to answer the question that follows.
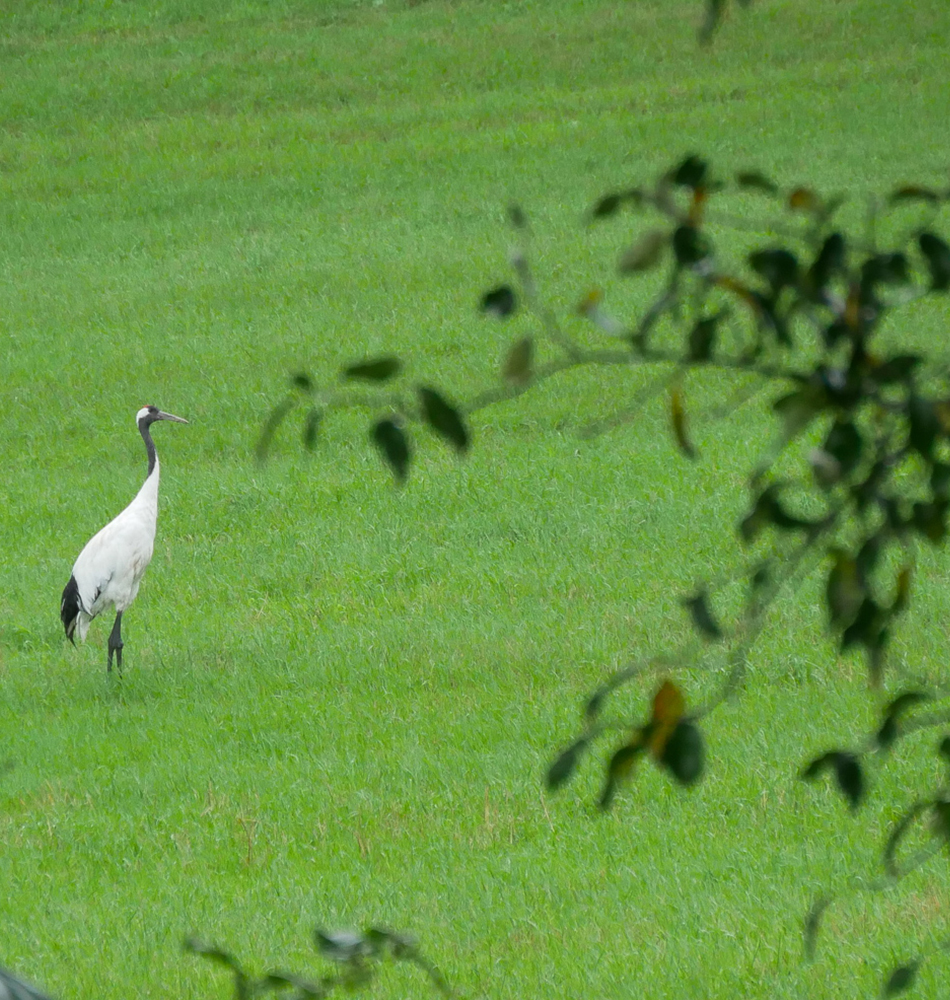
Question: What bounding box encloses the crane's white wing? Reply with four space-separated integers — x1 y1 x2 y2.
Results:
71 506 156 619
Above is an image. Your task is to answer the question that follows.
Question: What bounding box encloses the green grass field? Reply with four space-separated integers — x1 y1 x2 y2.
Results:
2 1 950 997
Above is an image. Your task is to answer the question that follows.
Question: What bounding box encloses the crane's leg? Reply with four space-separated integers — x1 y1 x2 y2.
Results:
107 611 124 673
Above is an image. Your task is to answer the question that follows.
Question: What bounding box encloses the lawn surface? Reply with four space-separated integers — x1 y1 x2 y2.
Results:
2 1 950 997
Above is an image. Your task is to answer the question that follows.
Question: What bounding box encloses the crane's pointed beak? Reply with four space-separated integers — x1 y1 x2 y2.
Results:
157 411 189 424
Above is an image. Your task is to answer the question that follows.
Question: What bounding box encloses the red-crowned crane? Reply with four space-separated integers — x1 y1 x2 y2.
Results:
60 405 188 672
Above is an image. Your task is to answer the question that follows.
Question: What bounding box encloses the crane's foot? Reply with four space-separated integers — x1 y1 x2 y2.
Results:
107 612 124 674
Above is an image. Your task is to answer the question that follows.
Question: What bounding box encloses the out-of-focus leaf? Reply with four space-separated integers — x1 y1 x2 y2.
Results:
826 550 865 629
823 421 862 478
889 185 941 204
260 971 324 996
749 248 799 290
183 937 244 972
507 204 528 229
892 565 912 616
698 0 728 45
804 896 831 960
740 484 820 542
652 680 686 728
682 589 723 640
590 189 645 220
932 463 950 501
834 753 863 810
736 170 778 195
290 372 313 392
872 354 921 385
670 387 697 459
862 252 909 287
876 691 929 750
788 187 820 212
658 720 704 785
503 336 533 385
256 397 295 463
908 396 940 458
343 356 402 382
671 154 707 189
806 232 846 293
618 229 667 274
599 740 645 811
672 224 710 266
481 285 517 318
773 384 826 440
371 418 410 483
884 802 928 876
801 750 864 809
882 961 919 997
919 232 950 291
591 192 623 219
932 796 950 841
302 407 321 451
418 387 469 454
688 313 725 362
546 737 588 791
911 500 948 543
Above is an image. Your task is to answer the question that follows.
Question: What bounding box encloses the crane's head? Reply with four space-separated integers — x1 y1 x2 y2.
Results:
136 405 189 427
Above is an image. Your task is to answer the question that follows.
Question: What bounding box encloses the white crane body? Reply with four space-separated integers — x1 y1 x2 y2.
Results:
61 406 187 671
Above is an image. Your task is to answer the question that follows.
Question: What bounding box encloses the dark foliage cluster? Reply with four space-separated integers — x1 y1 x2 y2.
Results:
261 155 950 992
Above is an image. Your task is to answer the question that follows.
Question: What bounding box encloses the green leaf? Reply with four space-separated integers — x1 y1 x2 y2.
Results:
507 203 528 229
834 753 864 810
806 232 846 293
882 961 919 998
822 421 862 478
876 692 929 750
801 751 864 810
687 313 723 362
302 407 321 451
911 500 948 543
617 229 667 274
546 737 588 791
671 154 707 189
749 248 799 290
343 356 402 382
502 336 533 384
591 192 623 219
872 354 921 385
371 419 410 482
735 170 778 195
889 185 941 204
658 720 704 786
599 743 644 811
930 463 950 501
418 387 469 454
681 589 723 640
908 396 940 458
256 397 296 463
672 224 709 266
183 936 244 972
862 252 909 287
803 896 831 960
481 285 517 318
919 232 950 291
826 550 865 629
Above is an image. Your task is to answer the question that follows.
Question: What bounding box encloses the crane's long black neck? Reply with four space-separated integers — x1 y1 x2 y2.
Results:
139 418 159 477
